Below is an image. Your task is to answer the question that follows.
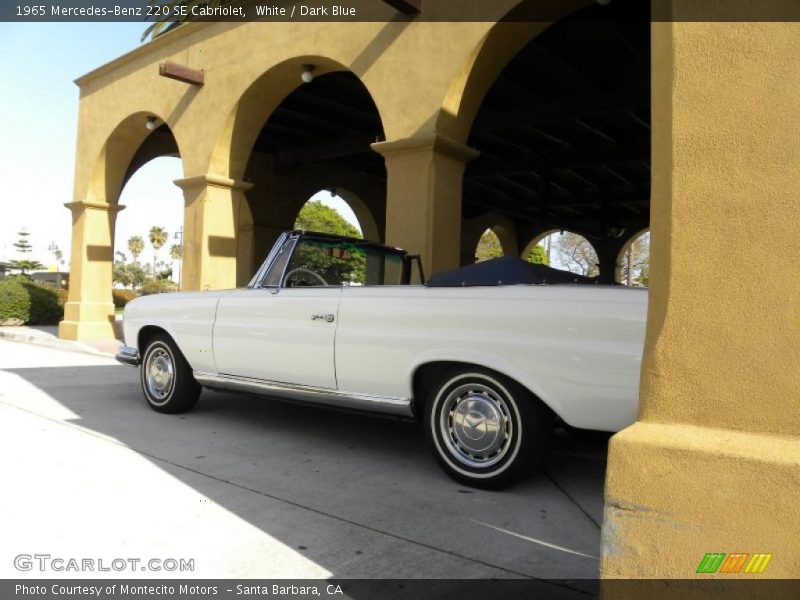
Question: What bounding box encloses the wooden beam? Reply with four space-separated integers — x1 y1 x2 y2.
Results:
159 61 204 86
382 0 421 15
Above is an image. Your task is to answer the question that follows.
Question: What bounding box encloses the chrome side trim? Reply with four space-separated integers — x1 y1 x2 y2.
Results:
193 371 414 417
115 345 141 367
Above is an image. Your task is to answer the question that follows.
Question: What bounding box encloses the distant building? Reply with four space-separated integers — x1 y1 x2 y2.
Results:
0 262 11 279
31 271 69 289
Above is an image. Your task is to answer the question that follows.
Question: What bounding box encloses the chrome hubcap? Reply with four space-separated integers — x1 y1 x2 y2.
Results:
440 382 512 468
145 347 174 403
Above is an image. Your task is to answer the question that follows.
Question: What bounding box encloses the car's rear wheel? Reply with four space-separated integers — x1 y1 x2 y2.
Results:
140 333 200 414
424 368 551 489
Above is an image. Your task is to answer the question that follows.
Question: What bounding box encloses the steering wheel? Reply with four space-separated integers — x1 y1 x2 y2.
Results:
283 267 329 287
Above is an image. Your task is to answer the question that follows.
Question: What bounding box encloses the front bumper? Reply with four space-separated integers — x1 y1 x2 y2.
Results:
115 346 141 367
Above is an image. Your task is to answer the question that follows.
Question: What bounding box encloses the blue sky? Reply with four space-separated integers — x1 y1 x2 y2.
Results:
0 23 358 268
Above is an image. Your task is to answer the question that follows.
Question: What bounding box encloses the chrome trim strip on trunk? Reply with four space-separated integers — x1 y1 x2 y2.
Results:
193 371 414 417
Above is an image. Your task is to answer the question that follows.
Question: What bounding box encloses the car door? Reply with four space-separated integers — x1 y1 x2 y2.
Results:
212 236 340 389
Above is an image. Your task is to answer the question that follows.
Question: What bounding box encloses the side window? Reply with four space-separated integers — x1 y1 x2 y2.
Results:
283 240 365 287
260 238 296 287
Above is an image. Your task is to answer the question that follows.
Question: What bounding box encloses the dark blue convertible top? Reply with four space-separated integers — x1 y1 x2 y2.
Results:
426 255 598 287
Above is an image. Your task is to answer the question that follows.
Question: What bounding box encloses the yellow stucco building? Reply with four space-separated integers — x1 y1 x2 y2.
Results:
60 0 799 579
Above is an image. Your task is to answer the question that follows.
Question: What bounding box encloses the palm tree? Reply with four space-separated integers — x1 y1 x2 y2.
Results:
128 236 145 264
148 226 168 280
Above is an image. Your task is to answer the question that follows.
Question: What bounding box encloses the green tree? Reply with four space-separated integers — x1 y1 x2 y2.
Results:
527 244 549 266
295 200 362 239
148 226 169 280
113 261 134 289
128 236 145 264
9 230 43 275
169 244 182 260
13 230 32 255
113 262 147 290
292 201 366 285
474 229 504 262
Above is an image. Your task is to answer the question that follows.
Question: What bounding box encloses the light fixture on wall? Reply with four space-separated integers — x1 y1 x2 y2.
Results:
301 64 315 83
596 0 612 5
145 116 158 131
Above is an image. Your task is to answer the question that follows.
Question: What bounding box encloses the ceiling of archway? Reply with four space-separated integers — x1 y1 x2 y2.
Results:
251 71 386 178
245 2 650 241
463 2 651 238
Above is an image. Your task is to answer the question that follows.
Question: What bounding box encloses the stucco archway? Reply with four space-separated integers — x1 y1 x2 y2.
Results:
60 112 186 340
461 213 518 265
220 65 387 285
615 227 649 285
210 56 388 183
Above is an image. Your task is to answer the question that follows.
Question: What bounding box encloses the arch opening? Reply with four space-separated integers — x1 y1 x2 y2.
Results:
474 228 503 262
293 190 365 240
229 68 387 283
114 155 185 292
616 228 650 286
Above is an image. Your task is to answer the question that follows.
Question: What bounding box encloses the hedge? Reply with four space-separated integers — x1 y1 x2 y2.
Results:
113 289 138 308
140 279 178 295
0 277 63 326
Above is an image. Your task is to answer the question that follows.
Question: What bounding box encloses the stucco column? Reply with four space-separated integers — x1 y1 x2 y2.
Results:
601 18 800 580
372 134 479 278
175 174 253 291
58 201 124 341
594 239 626 284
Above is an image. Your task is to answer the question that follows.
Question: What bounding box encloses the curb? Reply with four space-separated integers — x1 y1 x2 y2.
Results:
0 329 117 358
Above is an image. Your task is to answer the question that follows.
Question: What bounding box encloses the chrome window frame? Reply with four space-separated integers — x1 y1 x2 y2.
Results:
249 232 298 289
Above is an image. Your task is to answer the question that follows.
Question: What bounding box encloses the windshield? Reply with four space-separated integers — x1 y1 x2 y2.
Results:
282 238 405 287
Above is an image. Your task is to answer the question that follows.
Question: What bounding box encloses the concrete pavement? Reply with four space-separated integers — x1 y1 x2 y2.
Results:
0 339 608 585
0 323 123 356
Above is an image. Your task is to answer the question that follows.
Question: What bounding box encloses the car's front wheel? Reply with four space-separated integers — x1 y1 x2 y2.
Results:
424 368 551 489
140 333 200 414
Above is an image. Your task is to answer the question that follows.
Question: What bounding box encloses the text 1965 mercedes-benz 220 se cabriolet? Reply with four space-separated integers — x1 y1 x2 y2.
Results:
116 230 646 488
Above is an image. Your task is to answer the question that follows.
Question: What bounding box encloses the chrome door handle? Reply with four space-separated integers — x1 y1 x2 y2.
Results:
311 313 335 323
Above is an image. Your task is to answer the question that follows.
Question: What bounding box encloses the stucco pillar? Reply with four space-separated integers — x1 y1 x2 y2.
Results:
594 239 626 284
58 201 124 340
372 134 479 278
175 174 253 291
236 199 256 287
601 18 800 580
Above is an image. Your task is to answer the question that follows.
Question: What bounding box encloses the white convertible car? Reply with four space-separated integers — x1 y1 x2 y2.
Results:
117 230 646 488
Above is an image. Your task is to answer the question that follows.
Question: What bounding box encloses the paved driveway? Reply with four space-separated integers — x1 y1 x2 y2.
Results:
0 339 608 585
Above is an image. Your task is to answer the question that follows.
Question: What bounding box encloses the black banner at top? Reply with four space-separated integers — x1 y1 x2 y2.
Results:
3 0 800 23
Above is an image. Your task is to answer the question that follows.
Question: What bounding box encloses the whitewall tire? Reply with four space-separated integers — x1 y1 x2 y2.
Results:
140 334 200 414
424 368 551 489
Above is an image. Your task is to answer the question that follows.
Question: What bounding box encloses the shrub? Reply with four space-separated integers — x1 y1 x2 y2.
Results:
140 279 178 296
0 277 63 325
0 278 31 326
113 289 138 308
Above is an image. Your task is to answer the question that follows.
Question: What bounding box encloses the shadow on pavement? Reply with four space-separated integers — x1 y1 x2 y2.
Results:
5 363 608 592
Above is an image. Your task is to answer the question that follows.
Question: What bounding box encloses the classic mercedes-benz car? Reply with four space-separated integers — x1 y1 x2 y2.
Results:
117 230 647 488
